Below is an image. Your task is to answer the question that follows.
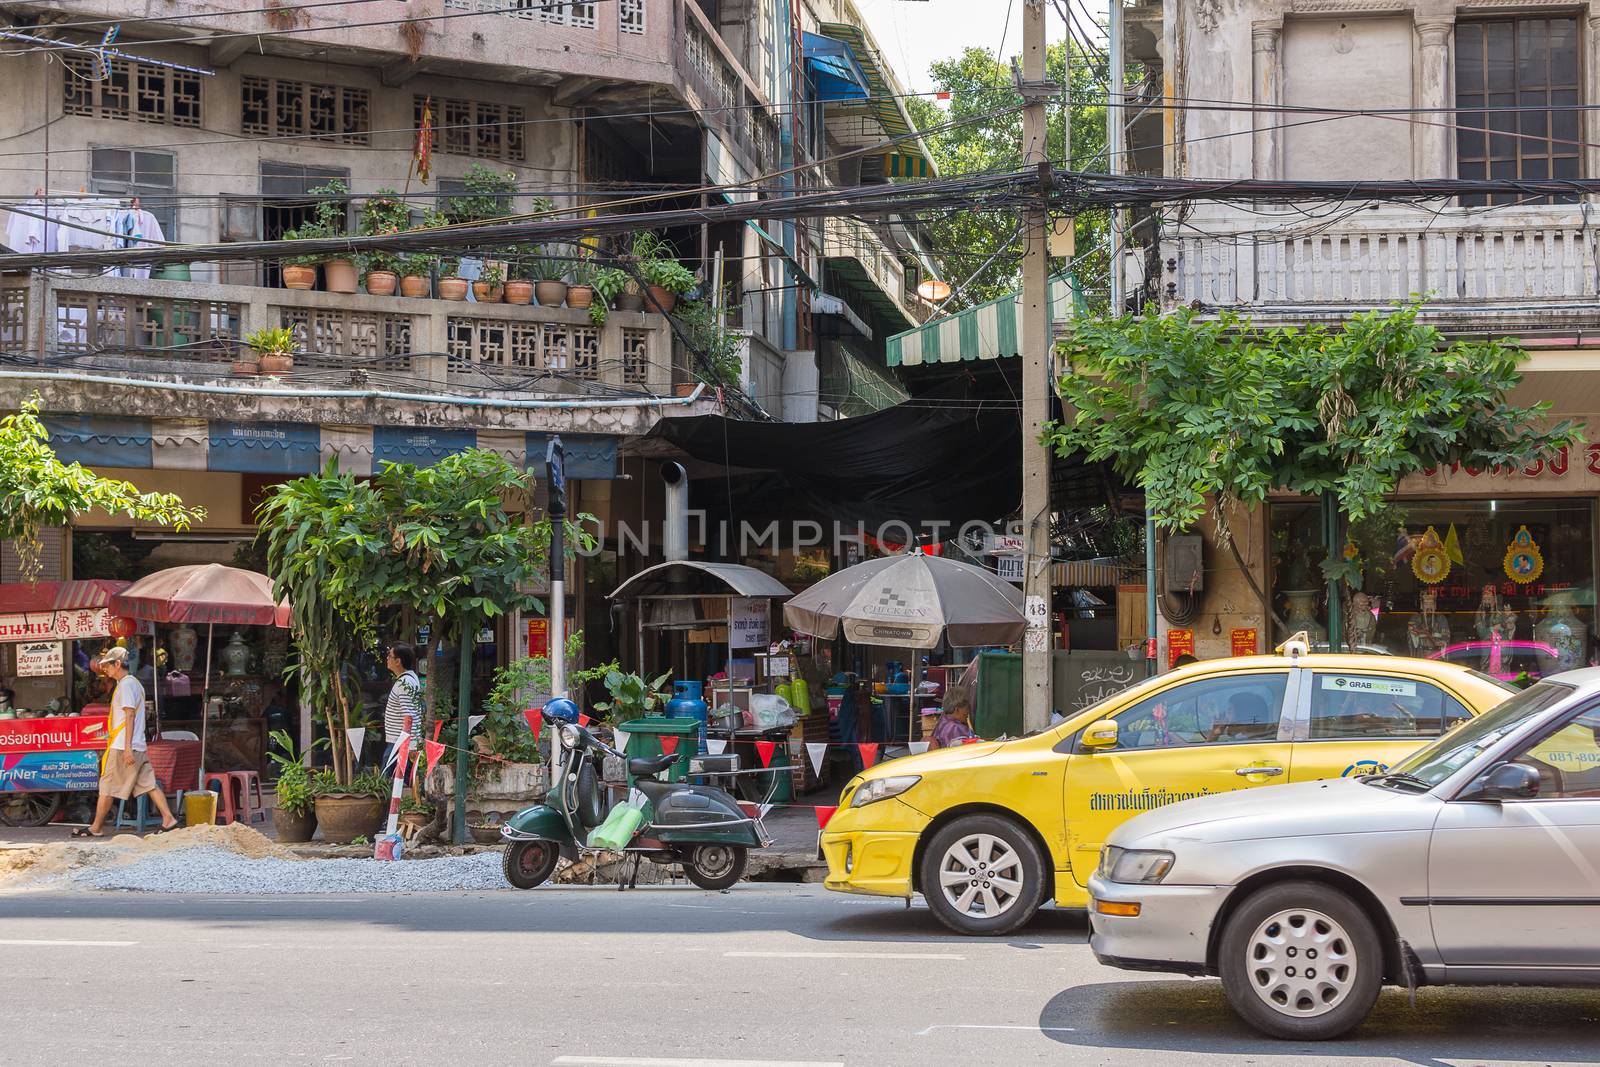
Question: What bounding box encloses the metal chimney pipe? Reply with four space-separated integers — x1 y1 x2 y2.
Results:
662 461 688 562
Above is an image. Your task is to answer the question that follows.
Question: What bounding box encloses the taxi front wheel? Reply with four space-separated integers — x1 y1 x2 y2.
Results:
920 815 1047 935
1218 881 1384 1040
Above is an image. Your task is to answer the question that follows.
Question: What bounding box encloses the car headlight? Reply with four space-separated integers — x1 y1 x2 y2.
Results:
849 775 921 808
1100 845 1175 884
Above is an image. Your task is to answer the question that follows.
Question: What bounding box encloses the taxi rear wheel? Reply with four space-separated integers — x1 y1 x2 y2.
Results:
920 815 1046 935
1218 881 1384 1040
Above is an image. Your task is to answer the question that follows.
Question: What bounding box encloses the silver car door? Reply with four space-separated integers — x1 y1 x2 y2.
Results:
1426 705 1600 967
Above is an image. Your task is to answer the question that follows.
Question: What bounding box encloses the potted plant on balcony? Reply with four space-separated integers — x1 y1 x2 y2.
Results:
358 188 410 296
473 262 506 303
629 233 696 314
438 254 468 301
587 265 630 326
310 179 357 293
503 257 535 305
245 325 299 376
566 260 597 312
397 252 435 298
529 253 570 308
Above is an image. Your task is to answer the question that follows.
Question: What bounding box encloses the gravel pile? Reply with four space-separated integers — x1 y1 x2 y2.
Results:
59 846 510 894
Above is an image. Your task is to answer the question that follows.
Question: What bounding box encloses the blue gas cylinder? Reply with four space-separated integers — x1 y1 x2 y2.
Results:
666 680 709 753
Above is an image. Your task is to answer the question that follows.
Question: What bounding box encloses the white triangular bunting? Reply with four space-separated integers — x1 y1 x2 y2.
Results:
759 803 773 818
468 714 486 734
806 742 827 777
346 727 366 764
909 741 930 755
612 728 630 754
706 737 727 755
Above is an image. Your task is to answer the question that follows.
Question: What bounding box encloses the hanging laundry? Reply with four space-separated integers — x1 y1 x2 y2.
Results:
114 207 166 279
2 199 49 254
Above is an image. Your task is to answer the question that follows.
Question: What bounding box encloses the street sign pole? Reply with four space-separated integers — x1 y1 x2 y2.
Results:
546 437 568 701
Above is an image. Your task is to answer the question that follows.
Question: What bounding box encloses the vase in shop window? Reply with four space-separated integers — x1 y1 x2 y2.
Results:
221 631 253 677
170 624 198 673
1279 590 1326 644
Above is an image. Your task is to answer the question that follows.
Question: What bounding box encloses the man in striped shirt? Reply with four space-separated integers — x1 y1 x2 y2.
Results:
383 643 424 782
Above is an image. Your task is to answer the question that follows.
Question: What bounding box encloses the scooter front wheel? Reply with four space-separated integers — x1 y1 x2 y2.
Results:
503 840 560 889
682 844 747 890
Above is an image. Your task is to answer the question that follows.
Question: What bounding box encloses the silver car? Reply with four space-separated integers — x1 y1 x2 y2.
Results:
1088 671 1600 1040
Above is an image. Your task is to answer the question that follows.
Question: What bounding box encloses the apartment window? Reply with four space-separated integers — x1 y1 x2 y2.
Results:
62 54 200 127
415 95 525 163
241 77 371 144
444 0 595 27
1456 17 1580 205
620 0 646 35
90 148 179 238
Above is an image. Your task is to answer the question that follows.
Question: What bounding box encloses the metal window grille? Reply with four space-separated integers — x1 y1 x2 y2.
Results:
54 292 239 359
242 76 371 144
620 0 645 35
63 54 200 127
419 95 524 163
0 284 27 351
448 317 599 378
621 328 650 384
276 307 414 372
1456 16 1581 206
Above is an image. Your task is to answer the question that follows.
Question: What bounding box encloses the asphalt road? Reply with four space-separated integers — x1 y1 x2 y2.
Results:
1 885 1596 1067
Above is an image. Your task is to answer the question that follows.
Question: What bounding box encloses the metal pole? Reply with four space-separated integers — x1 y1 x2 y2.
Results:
199 622 213 790
1020 0 1055 733
451 616 475 846
1108 0 1126 313
1323 491 1343 652
1146 519 1158 676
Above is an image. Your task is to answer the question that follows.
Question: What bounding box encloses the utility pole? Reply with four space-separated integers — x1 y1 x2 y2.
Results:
1020 0 1054 733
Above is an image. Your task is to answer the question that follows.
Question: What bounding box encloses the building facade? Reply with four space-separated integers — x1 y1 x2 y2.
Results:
1124 0 1600 670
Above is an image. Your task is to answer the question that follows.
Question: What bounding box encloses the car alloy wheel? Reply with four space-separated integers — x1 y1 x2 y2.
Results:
1244 907 1359 1018
937 832 1026 919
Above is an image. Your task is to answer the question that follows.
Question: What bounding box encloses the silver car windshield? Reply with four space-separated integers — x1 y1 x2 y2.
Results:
1385 680 1573 787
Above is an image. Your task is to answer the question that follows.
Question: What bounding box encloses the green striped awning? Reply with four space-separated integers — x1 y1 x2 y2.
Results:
886 275 1076 367
818 21 934 177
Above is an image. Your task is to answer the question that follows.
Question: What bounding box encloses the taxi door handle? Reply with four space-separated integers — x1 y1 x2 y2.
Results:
1235 765 1284 777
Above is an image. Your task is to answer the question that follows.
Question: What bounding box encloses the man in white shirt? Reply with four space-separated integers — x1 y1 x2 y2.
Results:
74 646 179 837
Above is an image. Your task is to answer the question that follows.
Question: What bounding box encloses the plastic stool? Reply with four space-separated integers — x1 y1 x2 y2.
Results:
226 771 266 825
204 773 239 824
114 794 155 832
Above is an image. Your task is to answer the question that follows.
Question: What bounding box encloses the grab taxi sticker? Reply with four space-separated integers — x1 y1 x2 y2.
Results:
1321 676 1416 697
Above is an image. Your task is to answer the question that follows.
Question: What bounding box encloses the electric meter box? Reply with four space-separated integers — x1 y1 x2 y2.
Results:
1165 534 1205 593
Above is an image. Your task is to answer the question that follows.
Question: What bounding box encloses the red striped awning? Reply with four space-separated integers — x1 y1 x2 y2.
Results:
0 580 130 614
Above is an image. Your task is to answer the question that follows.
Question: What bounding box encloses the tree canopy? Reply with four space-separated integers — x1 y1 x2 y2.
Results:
1046 305 1581 552
0 397 203 580
907 41 1107 308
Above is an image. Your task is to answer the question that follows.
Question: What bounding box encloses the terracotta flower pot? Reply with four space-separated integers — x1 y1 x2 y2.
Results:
271 806 317 844
535 280 569 307
324 258 359 294
472 280 504 303
646 285 677 313
365 270 398 296
232 359 260 377
614 291 644 312
400 274 432 298
438 277 469 301
566 284 595 310
282 264 317 290
503 280 534 305
313 794 387 844
258 353 294 375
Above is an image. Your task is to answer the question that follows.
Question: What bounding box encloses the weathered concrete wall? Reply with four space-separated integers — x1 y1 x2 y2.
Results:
1282 16 1414 181
1155 501 1270 666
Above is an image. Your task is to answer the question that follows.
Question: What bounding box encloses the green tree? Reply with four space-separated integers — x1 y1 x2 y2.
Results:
1045 305 1580 623
906 41 1107 308
1 397 203 580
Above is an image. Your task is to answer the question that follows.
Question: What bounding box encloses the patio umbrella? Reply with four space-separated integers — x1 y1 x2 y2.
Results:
111 564 291 787
783 552 1026 738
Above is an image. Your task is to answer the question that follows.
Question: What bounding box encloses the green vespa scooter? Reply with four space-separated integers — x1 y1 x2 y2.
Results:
501 705 767 890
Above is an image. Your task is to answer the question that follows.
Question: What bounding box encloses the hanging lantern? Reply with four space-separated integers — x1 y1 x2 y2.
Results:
108 616 138 638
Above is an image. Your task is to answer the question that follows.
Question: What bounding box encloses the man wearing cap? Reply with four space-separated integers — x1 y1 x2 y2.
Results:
73 646 179 837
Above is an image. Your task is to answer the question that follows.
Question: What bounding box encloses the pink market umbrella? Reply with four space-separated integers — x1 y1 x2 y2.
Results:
111 565 291 789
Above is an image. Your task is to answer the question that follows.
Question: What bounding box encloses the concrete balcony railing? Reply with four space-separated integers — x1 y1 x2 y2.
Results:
1168 206 1600 327
823 216 932 328
0 273 674 397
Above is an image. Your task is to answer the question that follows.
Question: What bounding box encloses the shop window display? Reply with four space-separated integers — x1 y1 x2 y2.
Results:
1270 499 1596 678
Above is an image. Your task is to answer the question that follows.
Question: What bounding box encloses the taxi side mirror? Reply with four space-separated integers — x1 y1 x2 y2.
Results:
1081 719 1119 749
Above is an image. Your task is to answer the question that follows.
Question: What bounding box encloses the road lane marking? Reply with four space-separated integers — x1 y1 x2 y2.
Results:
916 1024 1077 1036
0 938 137 946
723 950 963 960
554 1059 844 1067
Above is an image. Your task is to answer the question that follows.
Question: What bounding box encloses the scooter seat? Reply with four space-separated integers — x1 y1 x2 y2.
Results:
628 753 679 778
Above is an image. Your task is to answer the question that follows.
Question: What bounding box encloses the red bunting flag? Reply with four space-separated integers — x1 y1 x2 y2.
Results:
815 805 838 829
658 735 679 756
432 720 444 741
578 713 591 728
737 801 760 820
522 708 541 740
391 735 411 771
859 743 880 768
755 740 776 768
424 738 446 777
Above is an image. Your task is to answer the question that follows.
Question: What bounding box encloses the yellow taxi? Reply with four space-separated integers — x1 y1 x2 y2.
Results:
821 649 1512 934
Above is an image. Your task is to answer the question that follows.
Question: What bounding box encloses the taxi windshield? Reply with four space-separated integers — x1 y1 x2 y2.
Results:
1385 680 1573 787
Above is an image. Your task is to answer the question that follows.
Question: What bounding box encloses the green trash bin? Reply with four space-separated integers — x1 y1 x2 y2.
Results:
621 716 699 784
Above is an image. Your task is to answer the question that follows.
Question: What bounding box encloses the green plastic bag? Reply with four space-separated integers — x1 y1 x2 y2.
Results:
586 800 646 849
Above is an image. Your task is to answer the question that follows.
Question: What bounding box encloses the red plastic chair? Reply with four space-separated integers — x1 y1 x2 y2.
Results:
204 773 238 824
226 770 266 825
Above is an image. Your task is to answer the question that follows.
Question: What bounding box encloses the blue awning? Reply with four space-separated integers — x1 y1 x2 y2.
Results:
44 414 153 469
802 31 870 102
207 421 321 474
526 434 618 479
372 426 477 469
